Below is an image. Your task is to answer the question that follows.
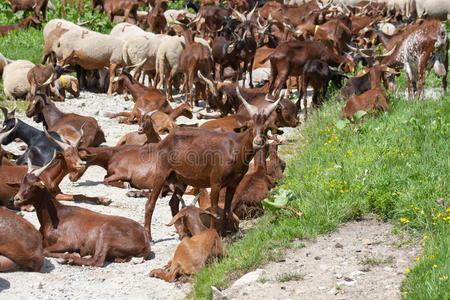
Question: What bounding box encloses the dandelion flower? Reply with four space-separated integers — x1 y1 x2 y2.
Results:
406 269 410 273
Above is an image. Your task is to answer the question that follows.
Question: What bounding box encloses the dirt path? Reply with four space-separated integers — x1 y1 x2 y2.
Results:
223 216 420 300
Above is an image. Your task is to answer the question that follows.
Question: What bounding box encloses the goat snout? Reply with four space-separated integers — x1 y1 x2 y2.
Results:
253 136 266 149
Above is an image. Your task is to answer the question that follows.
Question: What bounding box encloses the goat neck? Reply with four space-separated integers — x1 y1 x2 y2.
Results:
253 147 267 172
39 99 66 129
1 119 42 146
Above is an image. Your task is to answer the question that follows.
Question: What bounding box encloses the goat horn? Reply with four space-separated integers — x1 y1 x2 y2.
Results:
0 106 9 120
246 5 257 21
74 123 85 148
262 92 283 118
38 74 55 87
200 210 219 219
378 45 396 57
27 154 33 174
129 58 147 68
32 150 57 177
44 127 69 151
166 210 186 226
346 43 358 52
0 119 18 144
232 8 246 22
197 71 218 97
235 86 258 117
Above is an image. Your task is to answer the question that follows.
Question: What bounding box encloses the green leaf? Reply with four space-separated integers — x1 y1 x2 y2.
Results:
262 189 292 212
352 110 367 122
336 119 350 130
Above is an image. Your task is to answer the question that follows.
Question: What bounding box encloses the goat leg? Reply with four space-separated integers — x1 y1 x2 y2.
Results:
222 187 235 237
145 177 166 241
0 255 20 272
55 193 111 206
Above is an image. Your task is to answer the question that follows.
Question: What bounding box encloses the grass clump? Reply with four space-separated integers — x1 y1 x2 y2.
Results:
360 256 394 266
277 271 304 283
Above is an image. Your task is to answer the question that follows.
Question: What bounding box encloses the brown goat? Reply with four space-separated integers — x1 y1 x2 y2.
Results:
103 0 139 24
167 205 239 239
180 29 213 106
12 154 151 267
151 103 193 134
8 0 49 21
105 73 170 124
342 64 397 122
27 64 58 100
143 88 282 240
0 207 43 272
26 94 106 147
147 0 168 33
116 111 161 146
149 229 224 282
0 15 41 37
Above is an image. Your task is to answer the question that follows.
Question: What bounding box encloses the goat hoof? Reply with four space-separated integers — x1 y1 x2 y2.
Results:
56 258 68 264
99 198 112 206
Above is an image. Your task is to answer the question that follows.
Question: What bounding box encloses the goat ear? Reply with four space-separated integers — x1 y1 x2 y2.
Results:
55 151 64 160
234 125 248 133
270 128 284 135
166 210 186 227
78 149 96 161
5 183 20 188
33 180 46 189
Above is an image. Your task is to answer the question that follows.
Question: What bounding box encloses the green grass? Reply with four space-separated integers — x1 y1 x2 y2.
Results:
192 74 449 298
277 271 304 282
360 255 394 266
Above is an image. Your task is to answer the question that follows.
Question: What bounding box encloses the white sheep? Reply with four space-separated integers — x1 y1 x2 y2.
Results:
43 19 84 41
155 35 211 101
3 60 35 100
416 0 450 19
42 19 85 64
56 29 125 96
110 22 153 41
164 9 195 24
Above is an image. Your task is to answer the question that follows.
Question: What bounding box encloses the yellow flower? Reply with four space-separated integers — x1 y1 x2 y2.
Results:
440 276 448 281
423 235 428 239
414 257 420 261
340 189 344 193
404 291 408 295
433 264 437 268
406 269 410 273
394 129 398 132
430 255 435 259
410 205 414 208
419 179 423 183
402 137 406 141
421 210 424 215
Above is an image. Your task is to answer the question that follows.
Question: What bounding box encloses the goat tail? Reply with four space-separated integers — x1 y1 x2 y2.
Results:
122 42 130 66
259 54 273 65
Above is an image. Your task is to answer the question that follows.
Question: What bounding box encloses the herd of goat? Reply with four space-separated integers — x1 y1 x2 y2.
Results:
0 0 449 283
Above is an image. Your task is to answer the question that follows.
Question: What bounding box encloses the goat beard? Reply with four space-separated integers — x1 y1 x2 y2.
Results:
433 60 446 77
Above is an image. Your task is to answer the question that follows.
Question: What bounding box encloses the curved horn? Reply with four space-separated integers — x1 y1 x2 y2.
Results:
346 43 358 52
37 73 55 87
379 45 396 57
262 93 283 117
129 58 147 68
166 209 186 226
0 119 18 144
27 154 33 174
32 151 57 177
0 106 8 120
73 123 85 147
197 71 218 97
235 86 258 117
232 7 246 22
44 127 69 151
9 101 17 118
246 5 257 21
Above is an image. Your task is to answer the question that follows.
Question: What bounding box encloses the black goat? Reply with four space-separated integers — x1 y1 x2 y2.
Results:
336 72 371 101
0 106 64 166
298 59 347 119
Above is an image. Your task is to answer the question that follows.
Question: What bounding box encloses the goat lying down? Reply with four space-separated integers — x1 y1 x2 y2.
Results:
150 206 225 282
12 153 151 267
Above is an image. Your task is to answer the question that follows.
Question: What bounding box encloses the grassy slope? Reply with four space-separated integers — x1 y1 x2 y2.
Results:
192 74 449 298
1 4 448 298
